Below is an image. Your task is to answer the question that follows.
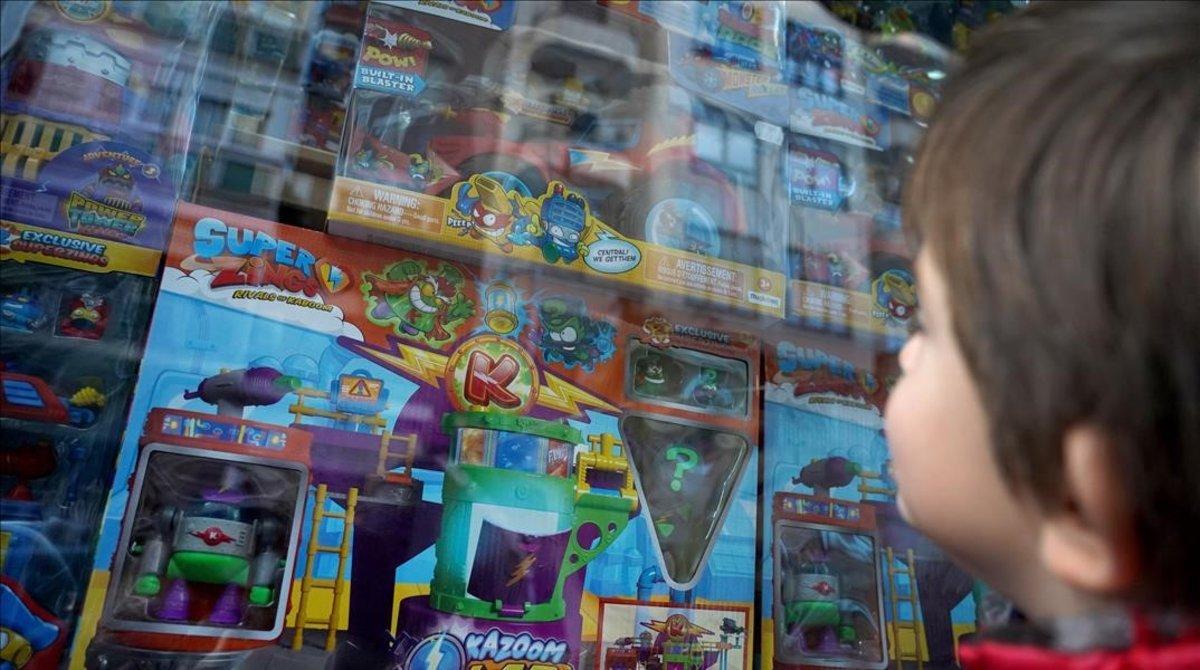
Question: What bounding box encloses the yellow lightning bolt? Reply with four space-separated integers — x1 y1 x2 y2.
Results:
570 149 639 173
506 553 537 587
343 338 448 388
537 371 619 416
647 134 696 157
426 630 448 670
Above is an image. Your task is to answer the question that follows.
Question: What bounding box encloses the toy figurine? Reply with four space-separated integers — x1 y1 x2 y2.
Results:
633 353 681 398
58 292 109 339
129 467 285 625
648 201 721 258
0 582 62 669
787 22 843 94
873 269 917 322
782 541 855 652
779 536 878 658
0 288 49 332
689 367 735 409
66 385 105 427
350 108 444 190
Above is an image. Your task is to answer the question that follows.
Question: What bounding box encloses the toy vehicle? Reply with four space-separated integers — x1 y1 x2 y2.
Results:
0 364 103 428
0 288 48 332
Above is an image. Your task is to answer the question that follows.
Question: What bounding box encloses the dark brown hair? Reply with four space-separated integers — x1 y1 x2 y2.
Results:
905 1 1200 609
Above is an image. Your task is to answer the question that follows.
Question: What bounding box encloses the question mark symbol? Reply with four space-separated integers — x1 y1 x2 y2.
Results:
665 444 700 492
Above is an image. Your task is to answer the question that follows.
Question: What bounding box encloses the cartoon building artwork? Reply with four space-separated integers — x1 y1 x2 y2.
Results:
71 205 760 670
0 1 1008 669
761 333 990 669
597 602 751 670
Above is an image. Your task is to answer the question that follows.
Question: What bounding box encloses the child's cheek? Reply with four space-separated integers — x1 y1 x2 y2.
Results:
883 375 925 525
883 350 967 537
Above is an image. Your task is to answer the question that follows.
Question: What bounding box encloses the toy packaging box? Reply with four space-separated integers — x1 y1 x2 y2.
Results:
784 134 916 352
0 4 217 667
72 202 760 670
0 134 178 670
759 330 1006 669
604 1 923 348
325 1 788 320
0 0 218 182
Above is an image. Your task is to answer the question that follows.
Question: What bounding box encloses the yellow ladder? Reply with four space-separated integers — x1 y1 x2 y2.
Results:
374 431 418 486
885 547 925 669
289 387 388 432
292 484 358 652
857 468 897 500
0 113 106 179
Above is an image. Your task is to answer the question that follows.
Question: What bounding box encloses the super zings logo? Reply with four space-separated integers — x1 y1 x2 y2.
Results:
363 259 474 347
187 217 349 300
404 629 570 670
1 223 110 267
775 341 894 415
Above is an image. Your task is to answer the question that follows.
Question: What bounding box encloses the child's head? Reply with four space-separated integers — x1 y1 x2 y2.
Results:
885 1 1199 619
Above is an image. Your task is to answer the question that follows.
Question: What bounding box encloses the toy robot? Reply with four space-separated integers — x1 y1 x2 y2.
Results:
779 535 880 659
513 183 589 264
782 556 857 653
129 468 284 626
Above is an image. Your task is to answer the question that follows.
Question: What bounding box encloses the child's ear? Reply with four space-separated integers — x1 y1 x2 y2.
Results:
1037 425 1140 596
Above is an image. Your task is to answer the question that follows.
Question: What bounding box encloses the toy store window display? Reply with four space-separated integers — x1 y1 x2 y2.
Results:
327 1 791 320
1 2 218 668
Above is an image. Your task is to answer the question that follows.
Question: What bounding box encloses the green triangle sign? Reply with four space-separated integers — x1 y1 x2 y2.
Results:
620 415 752 590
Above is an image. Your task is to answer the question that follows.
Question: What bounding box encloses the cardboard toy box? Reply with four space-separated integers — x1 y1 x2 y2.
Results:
1 139 177 670
759 330 997 669
598 1 925 347
325 1 788 320
784 131 916 351
72 202 761 670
